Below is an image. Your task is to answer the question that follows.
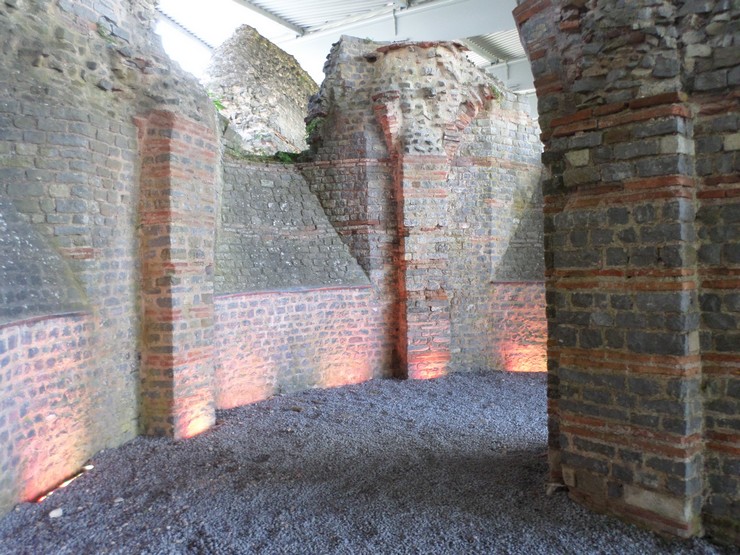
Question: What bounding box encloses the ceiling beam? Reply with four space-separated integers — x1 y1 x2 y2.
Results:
460 37 501 64
288 0 516 44
484 57 535 93
229 0 306 37
156 7 216 50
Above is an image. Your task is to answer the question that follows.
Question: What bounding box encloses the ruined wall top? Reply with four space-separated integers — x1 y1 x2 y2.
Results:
206 25 318 155
0 0 217 325
309 36 515 158
0 0 215 124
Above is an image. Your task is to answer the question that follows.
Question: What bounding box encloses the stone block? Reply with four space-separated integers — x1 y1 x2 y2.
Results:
626 330 689 356
724 133 740 151
563 165 599 187
694 69 728 91
607 207 629 225
565 149 590 166
623 484 692 524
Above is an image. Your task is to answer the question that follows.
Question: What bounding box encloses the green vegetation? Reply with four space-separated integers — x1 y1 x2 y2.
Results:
96 23 116 44
274 151 302 163
208 90 226 112
225 146 311 164
305 116 324 142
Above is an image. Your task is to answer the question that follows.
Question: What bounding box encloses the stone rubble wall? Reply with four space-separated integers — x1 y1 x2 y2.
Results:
0 198 87 323
689 4 740 544
515 0 739 544
214 286 384 409
301 37 407 375
213 156 386 405
0 315 94 510
206 25 318 155
0 0 218 513
450 98 545 374
216 159 369 294
2 0 735 546
305 36 546 379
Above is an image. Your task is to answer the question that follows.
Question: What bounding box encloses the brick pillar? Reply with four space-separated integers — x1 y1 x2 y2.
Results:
136 111 218 439
373 91 454 379
693 36 740 545
371 56 492 379
401 156 453 379
516 0 707 539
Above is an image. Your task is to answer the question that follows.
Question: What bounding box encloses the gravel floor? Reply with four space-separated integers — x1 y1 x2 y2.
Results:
0 371 735 554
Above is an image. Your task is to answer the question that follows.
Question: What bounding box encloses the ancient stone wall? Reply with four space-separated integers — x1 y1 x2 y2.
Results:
206 26 318 155
0 0 217 512
213 157 386 407
690 5 740 544
5 0 734 546
300 37 405 375
214 287 383 408
305 37 546 379
516 0 739 544
451 99 545 374
216 159 369 294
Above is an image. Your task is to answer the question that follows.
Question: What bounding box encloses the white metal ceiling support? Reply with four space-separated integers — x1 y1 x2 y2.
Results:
229 0 306 36
286 0 517 44
460 37 502 65
484 57 535 92
156 7 217 50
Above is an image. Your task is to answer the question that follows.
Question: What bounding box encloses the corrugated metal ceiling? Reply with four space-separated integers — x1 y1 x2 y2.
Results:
249 0 393 33
465 29 526 65
248 0 439 33
155 0 533 91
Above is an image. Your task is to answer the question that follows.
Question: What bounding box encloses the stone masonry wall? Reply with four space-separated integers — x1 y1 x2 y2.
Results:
136 111 219 439
450 98 545 374
0 198 87 323
305 37 545 379
690 4 740 545
515 0 739 544
206 26 318 155
214 156 386 407
0 0 217 513
0 315 94 510
217 159 369 294
214 287 383 409
301 37 404 375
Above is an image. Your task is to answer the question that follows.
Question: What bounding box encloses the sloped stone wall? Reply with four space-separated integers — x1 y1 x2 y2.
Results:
213 157 385 407
0 198 87 323
216 160 369 294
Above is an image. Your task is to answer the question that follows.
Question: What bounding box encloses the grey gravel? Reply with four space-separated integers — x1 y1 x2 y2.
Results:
0 371 735 554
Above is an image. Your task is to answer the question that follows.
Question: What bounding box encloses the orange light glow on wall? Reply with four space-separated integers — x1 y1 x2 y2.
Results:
180 414 214 439
214 287 383 410
408 349 450 380
501 342 546 373
7 315 96 506
322 356 373 388
36 465 93 503
173 393 216 439
489 283 547 374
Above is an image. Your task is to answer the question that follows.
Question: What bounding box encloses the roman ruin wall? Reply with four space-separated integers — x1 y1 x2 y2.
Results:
0 0 218 511
214 154 386 408
516 0 739 543
206 25 318 155
303 37 547 379
0 0 737 546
